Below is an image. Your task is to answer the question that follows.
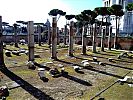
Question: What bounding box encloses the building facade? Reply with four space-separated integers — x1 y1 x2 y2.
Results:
102 0 133 36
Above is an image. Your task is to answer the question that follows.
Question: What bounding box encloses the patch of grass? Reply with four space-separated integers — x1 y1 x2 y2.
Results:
64 66 76 75
106 50 122 55
79 66 132 100
14 70 35 76
34 58 52 63
7 88 31 100
101 83 133 100
80 77 115 100
2 44 133 100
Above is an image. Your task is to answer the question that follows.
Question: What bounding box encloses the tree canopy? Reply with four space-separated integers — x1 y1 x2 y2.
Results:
111 4 123 11
75 10 97 22
111 4 124 16
16 21 24 24
94 7 108 16
22 21 28 25
2 22 9 26
65 15 75 20
75 14 84 21
94 7 114 17
126 3 133 11
48 9 66 16
13 23 19 29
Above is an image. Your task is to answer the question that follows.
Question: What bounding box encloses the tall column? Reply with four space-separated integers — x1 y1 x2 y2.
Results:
69 21 74 56
100 17 105 51
114 16 118 49
92 23 97 53
57 27 59 45
0 16 4 66
82 26 87 55
90 25 93 37
14 23 19 47
27 21 34 61
101 28 105 51
48 23 51 46
51 17 57 60
64 25 67 45
108 26 112 50
37 25 41 46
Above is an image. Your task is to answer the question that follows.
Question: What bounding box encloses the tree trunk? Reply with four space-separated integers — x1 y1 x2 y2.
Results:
37 25 41 46
82 26 87 55
114 16 118 49
27 21 34 61
101 16 104 51
108 26 112 50
0 16 5 66
92 23 97 53
64 25 67 45
69 21 74 56
51 17 57 60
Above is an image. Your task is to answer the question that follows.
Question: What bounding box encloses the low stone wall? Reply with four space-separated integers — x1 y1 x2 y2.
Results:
2 35 133 50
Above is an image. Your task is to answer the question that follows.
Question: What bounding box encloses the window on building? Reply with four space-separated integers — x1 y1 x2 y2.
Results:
104 2 106 7
119 0 124 7
119 0 121 4
107 1 108 6
112 0 116 5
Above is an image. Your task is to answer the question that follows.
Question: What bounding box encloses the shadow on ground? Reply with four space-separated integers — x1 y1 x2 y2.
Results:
0 66 54 100
105 63 133 70
34 62 92 86
56 59 125 79
62 74 92 86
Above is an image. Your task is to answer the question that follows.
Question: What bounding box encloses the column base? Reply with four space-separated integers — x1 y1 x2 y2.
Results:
68 54 74 57
51 57 58 60
81 53 87 55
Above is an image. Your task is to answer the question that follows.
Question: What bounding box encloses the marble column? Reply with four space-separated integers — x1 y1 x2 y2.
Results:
51 17 57 59
27 21 34 61
0 16 4 66
37 25 41 46
69 21 74 56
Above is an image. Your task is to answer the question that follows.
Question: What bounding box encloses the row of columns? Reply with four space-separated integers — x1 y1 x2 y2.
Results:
28 19 113 60
0 16 113 67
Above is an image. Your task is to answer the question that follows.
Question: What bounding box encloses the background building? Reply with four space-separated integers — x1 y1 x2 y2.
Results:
102 0 133 36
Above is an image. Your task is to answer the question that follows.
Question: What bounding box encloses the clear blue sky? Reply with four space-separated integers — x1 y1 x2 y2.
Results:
0 0 102 28
61 0 102 15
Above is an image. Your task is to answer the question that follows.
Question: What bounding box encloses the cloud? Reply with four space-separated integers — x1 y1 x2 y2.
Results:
0 0 73 28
